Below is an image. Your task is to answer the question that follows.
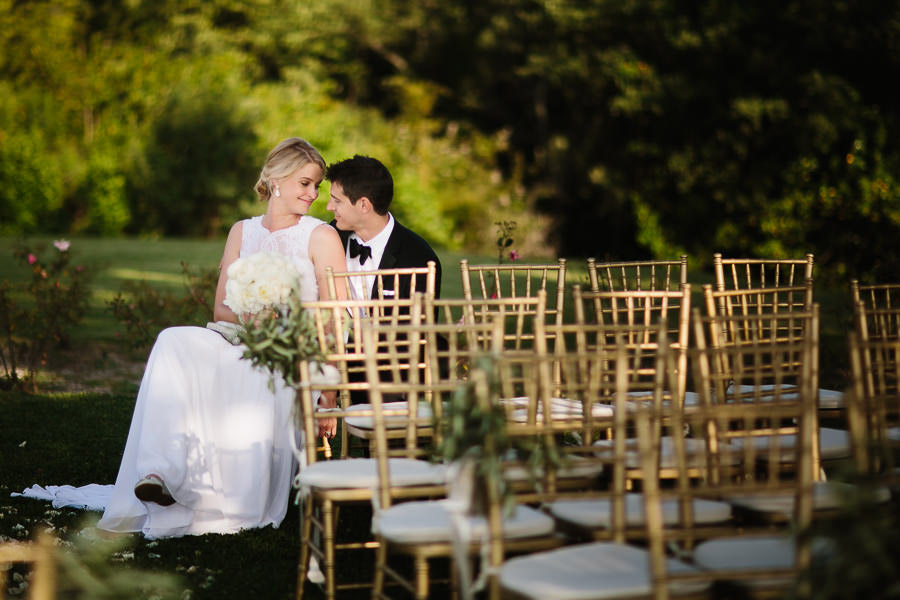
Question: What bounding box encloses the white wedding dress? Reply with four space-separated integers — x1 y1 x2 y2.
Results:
95 215 324 538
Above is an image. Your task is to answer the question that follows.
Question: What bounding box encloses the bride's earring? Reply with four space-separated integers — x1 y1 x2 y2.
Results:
274 184 281 198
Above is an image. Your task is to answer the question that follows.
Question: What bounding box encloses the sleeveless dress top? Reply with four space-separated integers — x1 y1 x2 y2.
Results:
96 215 325 538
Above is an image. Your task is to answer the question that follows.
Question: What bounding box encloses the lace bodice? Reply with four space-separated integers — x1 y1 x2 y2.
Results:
240 215 322 302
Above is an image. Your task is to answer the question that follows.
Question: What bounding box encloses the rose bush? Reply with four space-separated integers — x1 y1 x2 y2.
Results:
0 240 92 391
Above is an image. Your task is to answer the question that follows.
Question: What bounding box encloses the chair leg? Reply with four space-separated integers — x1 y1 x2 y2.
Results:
322 498 336 600
414 555 430 600
450 558 460 600
296 497 314 599
372 535 388 599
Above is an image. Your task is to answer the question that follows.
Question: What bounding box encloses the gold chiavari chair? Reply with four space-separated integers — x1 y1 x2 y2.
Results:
0 531 56 600
713 253 815 292
496 335 717 600
703 282 847 418
541 321 734 546
847 330 900 486
325 261 438 301
697 306 870 523
851 279 900 342
587 255 688 292
295 295 445 600
299 293 429 459
322 264 437 457
640 321 821 600
459 258 566 335
570 284 693 411
366 316 568 600
342 293 553 465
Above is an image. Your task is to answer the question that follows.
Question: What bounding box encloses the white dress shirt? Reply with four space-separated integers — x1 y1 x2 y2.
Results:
346 213 395 300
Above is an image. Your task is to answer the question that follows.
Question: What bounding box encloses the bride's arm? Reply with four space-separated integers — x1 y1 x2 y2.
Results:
308 224 349 437
309 224 348 301
212 221 244 323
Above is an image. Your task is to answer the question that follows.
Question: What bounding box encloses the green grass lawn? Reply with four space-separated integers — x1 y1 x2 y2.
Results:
0 236 857 598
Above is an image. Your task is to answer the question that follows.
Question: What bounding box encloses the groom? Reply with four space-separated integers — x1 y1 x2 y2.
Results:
325 155 444 406
325 154 442 299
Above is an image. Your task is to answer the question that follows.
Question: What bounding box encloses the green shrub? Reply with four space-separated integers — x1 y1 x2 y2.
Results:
72 149 131 235
0 134 63 235
108 261 218 350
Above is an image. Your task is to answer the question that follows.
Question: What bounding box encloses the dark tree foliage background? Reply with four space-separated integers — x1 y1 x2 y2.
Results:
2 0 899 281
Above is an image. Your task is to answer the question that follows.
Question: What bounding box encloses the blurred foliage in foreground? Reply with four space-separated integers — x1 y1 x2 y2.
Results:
2 0 899 282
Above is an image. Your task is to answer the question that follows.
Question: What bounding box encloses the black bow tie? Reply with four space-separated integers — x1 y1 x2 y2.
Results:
349 238 372 265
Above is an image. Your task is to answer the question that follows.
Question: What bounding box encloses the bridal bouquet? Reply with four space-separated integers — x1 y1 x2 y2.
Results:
224 251 299 317
222 252 339 390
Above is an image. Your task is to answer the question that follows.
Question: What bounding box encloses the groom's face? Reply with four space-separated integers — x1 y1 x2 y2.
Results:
327 181 364 232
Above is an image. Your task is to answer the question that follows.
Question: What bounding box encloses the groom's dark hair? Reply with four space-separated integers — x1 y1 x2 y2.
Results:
326 155 393 215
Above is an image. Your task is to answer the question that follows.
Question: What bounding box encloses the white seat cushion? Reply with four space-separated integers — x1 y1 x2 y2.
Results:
296 458 446 490
375 500 554 544
499 542 709 599
817 388 845 409
504 456 605 482
593 436 740 469
729 427 851 460
725 383 845 409
726 481 891 517
694 535 833 588
503 396 614 423
343 401 433 430
624 391 700 412
549 493 731 529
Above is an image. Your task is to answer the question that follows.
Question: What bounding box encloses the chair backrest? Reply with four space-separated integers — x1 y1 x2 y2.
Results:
693 304 823 479
713 253 814 291
325 261 437 301
0 532 56 600
428 292 550 352
570 284 692 405
459 258 566 328
851 280 900 342
847 331 900 479
362 315 507 505
703 281 814 318
587 256 688 292
295 293 431 462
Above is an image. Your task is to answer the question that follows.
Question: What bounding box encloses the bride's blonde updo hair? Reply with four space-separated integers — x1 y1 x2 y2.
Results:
254 138 326 202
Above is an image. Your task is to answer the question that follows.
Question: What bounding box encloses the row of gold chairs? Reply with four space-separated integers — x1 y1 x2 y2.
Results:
352 304 824 599
293 253 842 599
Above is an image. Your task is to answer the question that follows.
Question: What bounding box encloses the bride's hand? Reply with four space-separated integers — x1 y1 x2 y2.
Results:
317 391 338 439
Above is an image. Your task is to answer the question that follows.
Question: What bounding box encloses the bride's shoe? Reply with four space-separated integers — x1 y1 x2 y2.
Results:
134 474 175 506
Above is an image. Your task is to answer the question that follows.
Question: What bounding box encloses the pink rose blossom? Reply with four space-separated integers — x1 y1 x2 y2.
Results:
509 249 521 261
27 253 37 264
53 239 71 252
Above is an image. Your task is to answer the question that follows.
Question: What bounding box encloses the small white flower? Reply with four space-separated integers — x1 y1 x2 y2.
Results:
53 239 70 252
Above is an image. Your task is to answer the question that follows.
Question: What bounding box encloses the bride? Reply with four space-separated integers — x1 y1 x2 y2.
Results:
96 138 347 538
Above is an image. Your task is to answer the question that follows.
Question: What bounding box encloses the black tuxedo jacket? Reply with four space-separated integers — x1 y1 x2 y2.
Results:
331 218 445 405
331 218 442 299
